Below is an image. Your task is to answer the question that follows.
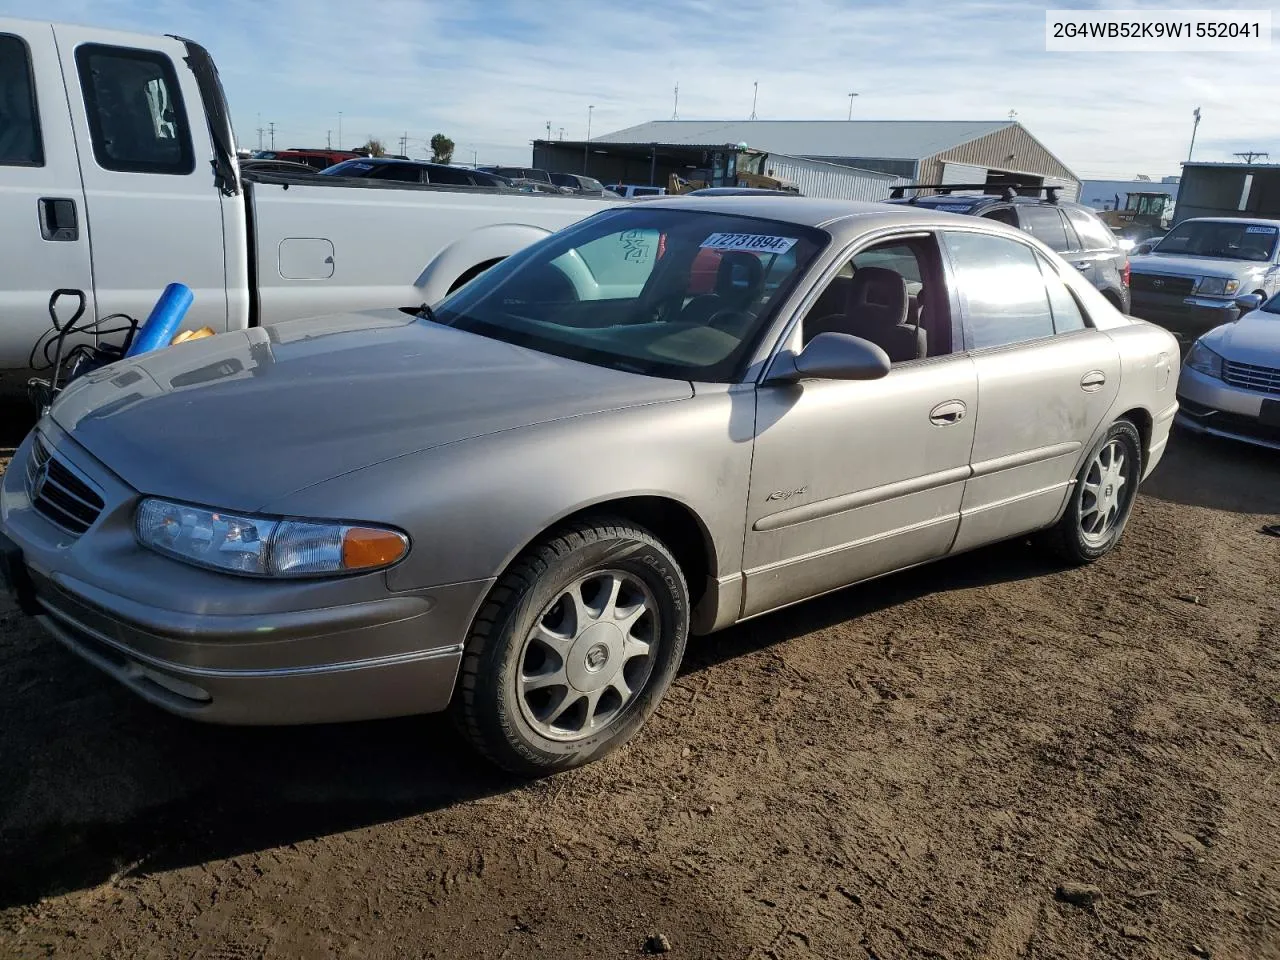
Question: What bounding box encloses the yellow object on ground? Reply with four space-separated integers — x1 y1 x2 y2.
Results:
170 327 216 345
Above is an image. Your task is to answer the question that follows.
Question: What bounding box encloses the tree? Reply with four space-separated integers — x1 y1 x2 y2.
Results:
358 138 386 157
430 133 455 165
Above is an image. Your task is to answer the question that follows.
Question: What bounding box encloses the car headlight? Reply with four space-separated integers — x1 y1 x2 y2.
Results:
135 498 408 577
1184 340 1224 380
1197 277 1240 297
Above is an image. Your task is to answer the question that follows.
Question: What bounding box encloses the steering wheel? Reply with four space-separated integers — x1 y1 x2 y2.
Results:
679 294 724 327
706 308 757 337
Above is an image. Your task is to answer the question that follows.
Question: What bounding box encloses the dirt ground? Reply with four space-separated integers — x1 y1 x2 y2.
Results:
1 412 1278 960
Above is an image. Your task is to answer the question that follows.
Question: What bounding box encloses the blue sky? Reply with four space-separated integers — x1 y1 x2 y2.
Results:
10 0 1279 178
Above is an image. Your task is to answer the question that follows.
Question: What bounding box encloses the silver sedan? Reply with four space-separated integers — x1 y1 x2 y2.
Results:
0 197 1181 774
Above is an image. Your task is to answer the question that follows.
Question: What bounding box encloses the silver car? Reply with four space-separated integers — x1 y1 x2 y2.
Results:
0 197 1181 774
1177 293 1280 449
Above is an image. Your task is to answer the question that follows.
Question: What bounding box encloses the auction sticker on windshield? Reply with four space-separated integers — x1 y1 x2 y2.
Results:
700 233 798 254
1247 225 1278 234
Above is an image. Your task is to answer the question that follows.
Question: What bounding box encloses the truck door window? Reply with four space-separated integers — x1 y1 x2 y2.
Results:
0 34 44 166
75 44 195 175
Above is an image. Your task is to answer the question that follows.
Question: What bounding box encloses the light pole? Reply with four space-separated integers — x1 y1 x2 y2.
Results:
546 121 552 140
1187 107 1201 162
749 81 758 120
584 104 594 173
847 92 859 121
338 111 343 149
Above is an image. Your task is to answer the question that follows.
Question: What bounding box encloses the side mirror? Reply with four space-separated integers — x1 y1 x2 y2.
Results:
1234 293 1264 314
770 332 892 382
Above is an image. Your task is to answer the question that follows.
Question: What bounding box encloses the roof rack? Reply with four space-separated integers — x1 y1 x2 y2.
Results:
888 183 1061 204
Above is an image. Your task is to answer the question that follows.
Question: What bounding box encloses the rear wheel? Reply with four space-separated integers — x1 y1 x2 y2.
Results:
1039 420 1143 565
452 518 689 775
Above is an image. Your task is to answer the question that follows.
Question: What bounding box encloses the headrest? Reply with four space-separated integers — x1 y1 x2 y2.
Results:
846 266 908 328
715 252 765 301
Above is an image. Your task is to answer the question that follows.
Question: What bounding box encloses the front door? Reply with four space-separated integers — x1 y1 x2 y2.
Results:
941 229 1121 553
53 27 228 336
0 23 95 372
742 232 977 618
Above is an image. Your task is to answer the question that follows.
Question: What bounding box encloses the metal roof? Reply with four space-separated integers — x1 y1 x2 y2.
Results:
592 120 1015 161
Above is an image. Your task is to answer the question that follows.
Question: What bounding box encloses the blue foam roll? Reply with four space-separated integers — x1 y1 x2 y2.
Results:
126 282 195 358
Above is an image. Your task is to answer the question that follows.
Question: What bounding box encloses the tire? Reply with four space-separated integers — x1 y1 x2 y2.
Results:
1039 419 1143 565
452 518 690 775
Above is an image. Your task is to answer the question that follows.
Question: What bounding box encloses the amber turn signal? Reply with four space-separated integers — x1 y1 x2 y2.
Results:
341 527 409 570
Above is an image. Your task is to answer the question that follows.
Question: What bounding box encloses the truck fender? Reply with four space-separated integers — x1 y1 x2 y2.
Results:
412 222 556 302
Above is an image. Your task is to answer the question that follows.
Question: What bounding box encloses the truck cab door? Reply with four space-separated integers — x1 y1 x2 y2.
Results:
52 26 229 340
0 22 95 373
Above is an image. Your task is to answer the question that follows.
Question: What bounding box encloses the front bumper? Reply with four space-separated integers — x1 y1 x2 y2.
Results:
1 426 491 724
1131 290 1240 341
1175 366 1280 451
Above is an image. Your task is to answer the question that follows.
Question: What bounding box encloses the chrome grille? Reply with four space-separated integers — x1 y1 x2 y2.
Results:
25 435 105 535
1223 360 1280 397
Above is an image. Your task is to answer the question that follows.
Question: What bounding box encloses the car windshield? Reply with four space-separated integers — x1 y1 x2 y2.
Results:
1151 220 1278 261
430 207 826 382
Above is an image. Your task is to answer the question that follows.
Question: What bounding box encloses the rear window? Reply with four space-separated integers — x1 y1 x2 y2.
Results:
0 34 43 166
75 43 194 175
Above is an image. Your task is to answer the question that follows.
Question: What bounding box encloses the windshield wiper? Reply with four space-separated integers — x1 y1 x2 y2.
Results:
417 302 440 324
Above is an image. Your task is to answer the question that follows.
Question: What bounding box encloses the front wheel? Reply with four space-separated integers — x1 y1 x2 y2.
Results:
1039 420 1143 565
452 518 689 775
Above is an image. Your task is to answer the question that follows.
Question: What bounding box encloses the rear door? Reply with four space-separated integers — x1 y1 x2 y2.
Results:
0 22 94 370
53 26 229 335
1063 206 1126 300
942 228 1121 553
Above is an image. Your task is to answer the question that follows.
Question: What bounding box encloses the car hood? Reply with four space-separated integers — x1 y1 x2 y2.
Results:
1129 253 1267 280
50 311 692 511
1200 309 1280 364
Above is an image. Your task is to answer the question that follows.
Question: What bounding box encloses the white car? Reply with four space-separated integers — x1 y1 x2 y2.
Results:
1177 293 1280 449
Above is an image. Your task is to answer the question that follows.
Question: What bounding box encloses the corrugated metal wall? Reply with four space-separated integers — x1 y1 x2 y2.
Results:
931 125 1078 185
762 153 905 201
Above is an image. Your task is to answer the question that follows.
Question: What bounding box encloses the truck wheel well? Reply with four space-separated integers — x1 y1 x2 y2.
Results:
448 258 505 294
558 497 713 608
1117 407 1153 462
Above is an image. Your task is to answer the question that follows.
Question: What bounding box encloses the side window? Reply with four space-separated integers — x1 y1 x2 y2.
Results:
1036 253 1088 333
802 237 952 363
980 207 1017 226
943 231 1055 350
76 44 194 175
1018 206 1072 253
0 34 44 166
1064 208 1116 252
372 164 423 182
426 166 471 186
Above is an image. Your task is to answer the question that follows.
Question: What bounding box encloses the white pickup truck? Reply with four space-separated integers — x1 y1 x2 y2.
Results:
0 19 617 378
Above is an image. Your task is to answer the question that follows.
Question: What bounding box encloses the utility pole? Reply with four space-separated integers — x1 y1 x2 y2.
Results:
338 112 343 149
1187 107 1201 162
558 127 564 141
546 121 552 140
326 130 331 149
750 81 758 120
584 104 594 174
256 112 263 150
846 92 858 121
268 121 275 150
400 131 408 156
672 83 679 120
1233 150 1269 164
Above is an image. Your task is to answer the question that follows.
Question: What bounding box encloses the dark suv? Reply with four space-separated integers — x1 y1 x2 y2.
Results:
886 185 1131 313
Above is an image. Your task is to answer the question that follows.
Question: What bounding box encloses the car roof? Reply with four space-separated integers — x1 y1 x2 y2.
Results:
639 195 972 234
1177 216 1280 228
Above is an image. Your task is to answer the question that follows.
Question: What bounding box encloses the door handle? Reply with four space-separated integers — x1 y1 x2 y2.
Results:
929 400 967 426
1080 370 1107 392
1072 261 1091 270
38 198 79 242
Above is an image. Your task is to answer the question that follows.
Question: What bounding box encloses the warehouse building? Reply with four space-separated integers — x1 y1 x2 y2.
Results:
1173 161 1280 225
532 119 1080 200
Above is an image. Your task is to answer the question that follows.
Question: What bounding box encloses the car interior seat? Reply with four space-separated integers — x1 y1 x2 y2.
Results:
806 266 926 362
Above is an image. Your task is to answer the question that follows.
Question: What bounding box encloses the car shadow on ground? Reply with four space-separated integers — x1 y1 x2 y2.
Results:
0 536 1060 911
1143 428 1280 516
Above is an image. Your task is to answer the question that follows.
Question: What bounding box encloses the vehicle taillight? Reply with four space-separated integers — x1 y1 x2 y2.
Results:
1122 261 1131 287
